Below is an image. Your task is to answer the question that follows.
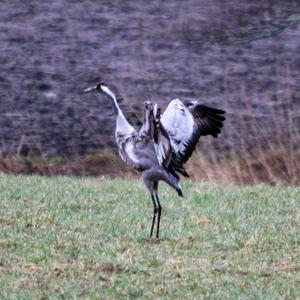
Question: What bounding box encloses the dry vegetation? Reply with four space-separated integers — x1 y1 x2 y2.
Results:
0 90 298 185
0 147 299 185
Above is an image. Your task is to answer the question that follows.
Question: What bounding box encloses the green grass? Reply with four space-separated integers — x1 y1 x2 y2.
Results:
0 174 299 299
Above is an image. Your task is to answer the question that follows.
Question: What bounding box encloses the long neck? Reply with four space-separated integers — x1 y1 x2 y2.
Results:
101 85 121 116
101 86 135 135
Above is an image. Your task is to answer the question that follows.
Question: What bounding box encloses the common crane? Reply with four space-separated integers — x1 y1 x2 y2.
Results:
83 83 226 238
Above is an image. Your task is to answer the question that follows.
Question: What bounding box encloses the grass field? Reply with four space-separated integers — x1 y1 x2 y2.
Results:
0 174 299 299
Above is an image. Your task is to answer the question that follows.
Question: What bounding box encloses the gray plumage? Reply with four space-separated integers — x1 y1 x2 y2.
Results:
84 83 226 238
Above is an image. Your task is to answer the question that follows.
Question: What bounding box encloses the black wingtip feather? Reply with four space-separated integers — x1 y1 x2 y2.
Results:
195 105 226 138
164 101 226 170
206 107 226 115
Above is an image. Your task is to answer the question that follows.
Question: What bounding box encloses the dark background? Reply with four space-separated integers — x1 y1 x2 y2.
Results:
1 0 299 161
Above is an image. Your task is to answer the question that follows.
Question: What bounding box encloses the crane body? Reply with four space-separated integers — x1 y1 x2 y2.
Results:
84 83 226 238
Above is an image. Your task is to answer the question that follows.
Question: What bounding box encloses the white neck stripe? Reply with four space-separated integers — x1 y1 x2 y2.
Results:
101 86 120 111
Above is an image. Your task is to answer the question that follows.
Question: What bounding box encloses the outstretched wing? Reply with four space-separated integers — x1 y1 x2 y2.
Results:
161 99 226 166
152 104 172 167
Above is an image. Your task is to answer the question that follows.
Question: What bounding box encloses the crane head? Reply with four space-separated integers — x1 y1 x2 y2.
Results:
83 82 107 93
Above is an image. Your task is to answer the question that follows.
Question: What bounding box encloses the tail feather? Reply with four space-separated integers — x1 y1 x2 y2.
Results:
161 169 183 197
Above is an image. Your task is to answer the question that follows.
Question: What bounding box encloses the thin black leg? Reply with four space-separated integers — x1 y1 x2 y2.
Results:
150 195 157 238
155 194 162 238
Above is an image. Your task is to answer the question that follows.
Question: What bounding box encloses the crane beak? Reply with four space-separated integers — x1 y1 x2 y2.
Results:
83 85 97 93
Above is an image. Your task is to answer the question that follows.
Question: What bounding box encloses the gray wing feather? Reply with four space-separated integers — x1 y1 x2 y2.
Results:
152 120 172 167
161 99 194 156
161 98 226 166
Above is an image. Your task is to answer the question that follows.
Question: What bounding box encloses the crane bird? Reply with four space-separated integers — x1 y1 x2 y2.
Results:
83 82 226 238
